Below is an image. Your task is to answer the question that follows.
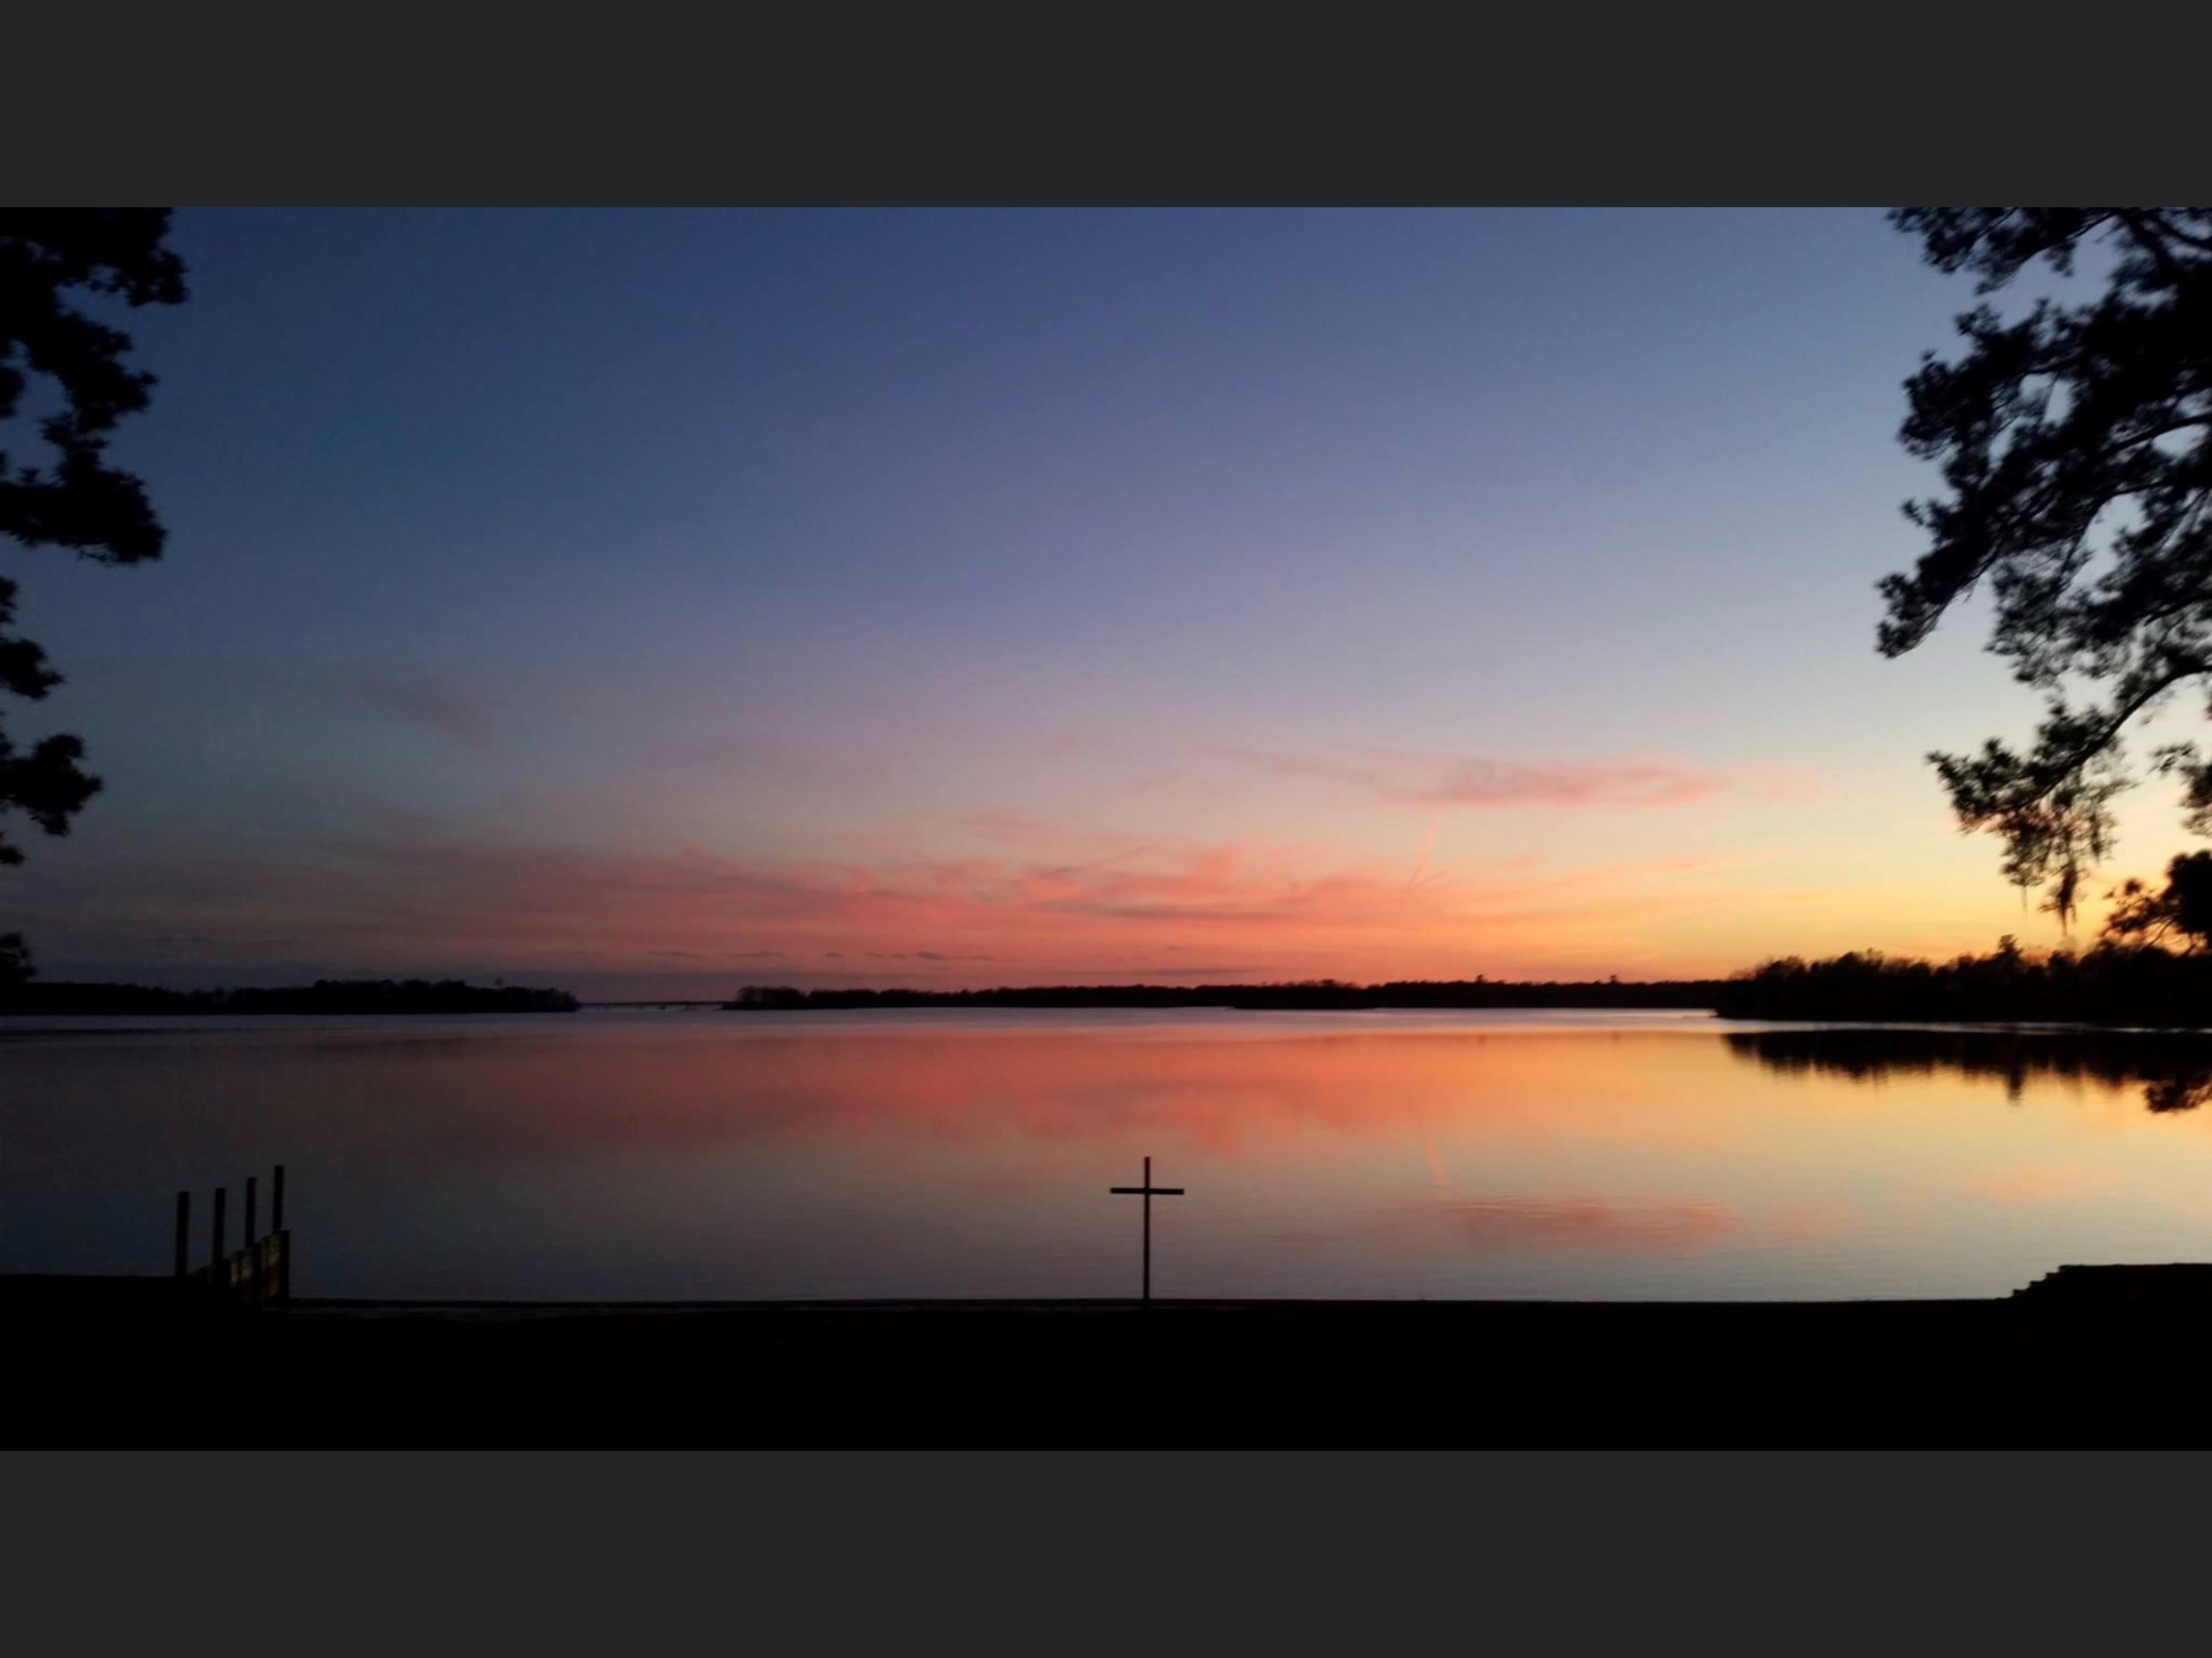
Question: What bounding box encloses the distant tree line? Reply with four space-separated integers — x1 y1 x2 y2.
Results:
1716 853 2212 1027
1713 942 2212 1028
726 977 1731 1012
0 977 580 1015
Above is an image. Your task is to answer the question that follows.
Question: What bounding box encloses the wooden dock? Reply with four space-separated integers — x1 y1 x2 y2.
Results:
172 1165 292 1305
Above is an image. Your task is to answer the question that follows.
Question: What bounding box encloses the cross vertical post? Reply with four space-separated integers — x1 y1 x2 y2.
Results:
1109 1155 1185 1306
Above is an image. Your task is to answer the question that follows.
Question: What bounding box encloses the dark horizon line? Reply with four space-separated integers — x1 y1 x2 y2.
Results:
723 977 1731 1012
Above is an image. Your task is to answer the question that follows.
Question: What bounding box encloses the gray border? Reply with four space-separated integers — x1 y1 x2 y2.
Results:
6 15 2207 1647
4 1450 2204 1647
7 11 2206 204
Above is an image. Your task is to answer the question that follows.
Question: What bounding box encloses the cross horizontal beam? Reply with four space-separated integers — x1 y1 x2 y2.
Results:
1110 1185 1184 1196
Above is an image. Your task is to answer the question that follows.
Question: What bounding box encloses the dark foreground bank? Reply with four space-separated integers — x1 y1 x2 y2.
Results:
13 1268 2212 1448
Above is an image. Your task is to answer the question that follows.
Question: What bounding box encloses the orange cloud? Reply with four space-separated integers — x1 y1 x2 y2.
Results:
28 823 1738 988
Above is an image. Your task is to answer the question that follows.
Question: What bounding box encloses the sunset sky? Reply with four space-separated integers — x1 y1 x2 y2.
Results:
9 208 2202 997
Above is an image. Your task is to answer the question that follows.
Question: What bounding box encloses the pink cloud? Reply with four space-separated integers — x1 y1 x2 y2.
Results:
1231 747 1732 810
959 810 1088 848
20 816 1743 991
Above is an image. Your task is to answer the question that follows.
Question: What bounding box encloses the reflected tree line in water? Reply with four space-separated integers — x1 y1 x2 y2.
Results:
1727 1027 2212 1113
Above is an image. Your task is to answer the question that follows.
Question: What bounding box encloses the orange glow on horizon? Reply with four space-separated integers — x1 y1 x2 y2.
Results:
44 810 2178 994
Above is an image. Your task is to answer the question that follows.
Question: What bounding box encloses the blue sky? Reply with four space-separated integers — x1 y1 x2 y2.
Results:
7 208 2184 993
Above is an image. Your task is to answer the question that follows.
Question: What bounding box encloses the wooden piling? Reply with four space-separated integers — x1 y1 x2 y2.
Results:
245 1175 257 1245
212 1185 227 1273
174 1191 190 1278
272 1163 285 1231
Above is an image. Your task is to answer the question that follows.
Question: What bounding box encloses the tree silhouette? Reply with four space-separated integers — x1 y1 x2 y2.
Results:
1715 937 2212 1027
2102 851 2212 951
0 211 186 895
1878 208 2212 924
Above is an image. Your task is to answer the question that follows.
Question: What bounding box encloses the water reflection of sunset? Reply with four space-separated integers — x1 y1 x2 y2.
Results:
11 1014 2212 1300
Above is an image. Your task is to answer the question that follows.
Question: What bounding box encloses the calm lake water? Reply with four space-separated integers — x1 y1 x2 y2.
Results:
9 1007 2212 1301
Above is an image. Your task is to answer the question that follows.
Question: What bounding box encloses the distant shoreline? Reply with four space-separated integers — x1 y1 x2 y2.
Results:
722 979 1730 1013
0 978 580 1017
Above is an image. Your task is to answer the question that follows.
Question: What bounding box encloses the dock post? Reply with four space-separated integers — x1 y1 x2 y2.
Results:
211 1186 227 1281
271 1164 290 1301
245 1175 257 1246
174 1191 190 1278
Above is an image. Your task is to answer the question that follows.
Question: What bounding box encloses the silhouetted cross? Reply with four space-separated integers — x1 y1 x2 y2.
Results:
1109 1155 1185 1305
